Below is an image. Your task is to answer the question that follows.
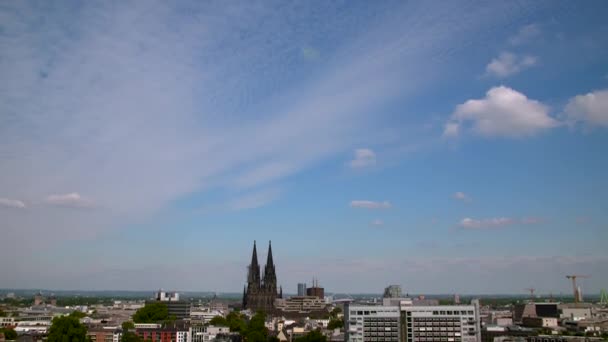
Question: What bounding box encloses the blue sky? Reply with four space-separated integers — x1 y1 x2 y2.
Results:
1 1 608 295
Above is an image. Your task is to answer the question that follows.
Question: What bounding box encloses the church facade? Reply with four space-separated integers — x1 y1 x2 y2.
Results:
243 241 282 312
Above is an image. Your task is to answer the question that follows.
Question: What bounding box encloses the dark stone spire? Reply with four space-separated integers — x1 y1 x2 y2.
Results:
247 241 260 286
264 241 276 285
266 240 274 268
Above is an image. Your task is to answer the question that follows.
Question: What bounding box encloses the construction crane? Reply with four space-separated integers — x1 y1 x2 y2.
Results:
566 275 590 303
524 288 536 301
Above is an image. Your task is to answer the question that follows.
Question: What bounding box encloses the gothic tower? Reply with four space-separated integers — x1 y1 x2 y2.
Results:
243 241 281 312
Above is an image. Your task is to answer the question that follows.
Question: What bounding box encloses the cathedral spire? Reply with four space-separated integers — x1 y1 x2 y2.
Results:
251 240 259 267
247 241 261 286
266 240 274 267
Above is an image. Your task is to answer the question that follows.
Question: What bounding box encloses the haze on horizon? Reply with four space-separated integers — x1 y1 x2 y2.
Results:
1 1 607 295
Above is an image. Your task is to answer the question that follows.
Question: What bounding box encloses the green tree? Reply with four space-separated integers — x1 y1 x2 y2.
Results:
1 328 18 340
225 311 247 333
268 336 280 342
294 330 327 342
209 316 229 327
244 311 268 342
0 309 7 317
132 303 169 323
122 321 135 330
327 318 343 330
47 316 88 342
121 332 142 342
70 311 87 319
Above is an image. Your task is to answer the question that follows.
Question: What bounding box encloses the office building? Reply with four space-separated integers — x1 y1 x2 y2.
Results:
307 278 325 299
275 296 328 313
298 283 307 297
400 301 481 342
147 290 191 320
344 301 481 342
344 304 401 342
384 286 403 299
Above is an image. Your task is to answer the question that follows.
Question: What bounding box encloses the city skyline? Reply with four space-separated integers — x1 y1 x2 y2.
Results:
1 1 608 293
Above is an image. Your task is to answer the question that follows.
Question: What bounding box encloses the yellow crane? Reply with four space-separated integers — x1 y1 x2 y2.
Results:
566 275 590 303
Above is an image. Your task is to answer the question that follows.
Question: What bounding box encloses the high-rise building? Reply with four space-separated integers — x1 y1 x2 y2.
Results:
307 278 325 298
400 300 481 342
243 241 282 312
146 290 191 320
384 285 403 298
298 283 307 297
344 304 401 342
344 300 481 342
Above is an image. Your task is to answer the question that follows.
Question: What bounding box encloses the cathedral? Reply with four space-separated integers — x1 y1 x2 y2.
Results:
243 241 282 312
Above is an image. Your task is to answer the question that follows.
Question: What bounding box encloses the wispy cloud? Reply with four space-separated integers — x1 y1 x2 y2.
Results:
459 217 514 229
350 200 392 209
485 52 537 78
226 188 281 211
0 197 26 209
452 192 471 202
371 219 384 227
444 86 558 138
349 148 376 168
509 24 540 45
459 217 544 230
44 193 94 208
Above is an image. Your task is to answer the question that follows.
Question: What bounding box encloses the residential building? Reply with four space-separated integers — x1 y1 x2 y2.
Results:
87 328 121 342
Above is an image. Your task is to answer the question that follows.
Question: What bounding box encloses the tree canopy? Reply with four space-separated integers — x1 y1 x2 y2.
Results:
132 303 170 323
209 316 229 327
294 330 327 342
47 316 88 342
70 311 87 319
1 328 18 340
122 321 135 330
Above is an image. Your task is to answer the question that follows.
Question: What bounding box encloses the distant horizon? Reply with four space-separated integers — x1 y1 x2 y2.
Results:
1 288 603 298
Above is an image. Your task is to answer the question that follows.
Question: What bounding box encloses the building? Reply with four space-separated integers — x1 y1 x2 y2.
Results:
147 290 191 320
136 324 189 342
344 304 400 342
33 293 43 306
521 317 558 328
298 284 307 297
513 303 558 323
384 286 403 299
87 328 122 342
274 296 328 313
243 241 282 312
306 279 325 299
400 301 481 342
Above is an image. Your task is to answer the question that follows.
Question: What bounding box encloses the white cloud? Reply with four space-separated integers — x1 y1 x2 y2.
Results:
485 52 537 78
509 24 540 45
444 86 558 138
349 148 376 168
45 193 94 208
459 217 544 229
564 89 608 127
0 197 26 209
452 192 471 202
459 217 514 229
226 188 281 211
521 217 543 224
371 219 384 227
350 200 392 209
